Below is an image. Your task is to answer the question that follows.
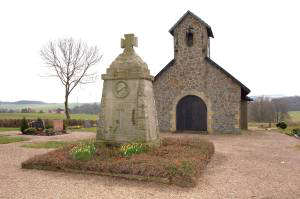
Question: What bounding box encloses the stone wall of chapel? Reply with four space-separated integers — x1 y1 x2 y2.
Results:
153 15 241 133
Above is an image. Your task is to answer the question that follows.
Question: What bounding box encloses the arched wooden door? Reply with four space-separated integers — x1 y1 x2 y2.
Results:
176 95 207 131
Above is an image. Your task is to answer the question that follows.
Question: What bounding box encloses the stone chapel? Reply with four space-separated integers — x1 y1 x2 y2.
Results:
153 10 252 133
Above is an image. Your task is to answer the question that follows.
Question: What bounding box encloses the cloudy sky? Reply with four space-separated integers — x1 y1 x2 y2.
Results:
0 0 299 103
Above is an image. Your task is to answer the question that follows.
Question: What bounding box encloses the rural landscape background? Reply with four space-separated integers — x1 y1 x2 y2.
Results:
1 95 300 125
0 1 300 198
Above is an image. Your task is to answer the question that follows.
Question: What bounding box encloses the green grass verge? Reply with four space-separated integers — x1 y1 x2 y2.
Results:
289 111 300 122
22 141 68 149
0 113 97 120
0 135 29 144
0 127 19 132
277 124 300 134
21 139 94 149
70 127 97 133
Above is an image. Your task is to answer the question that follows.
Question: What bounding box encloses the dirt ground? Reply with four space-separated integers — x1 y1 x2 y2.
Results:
0 130 299 199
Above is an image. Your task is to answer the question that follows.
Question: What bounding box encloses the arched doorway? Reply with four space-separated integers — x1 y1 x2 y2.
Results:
176 95 207 131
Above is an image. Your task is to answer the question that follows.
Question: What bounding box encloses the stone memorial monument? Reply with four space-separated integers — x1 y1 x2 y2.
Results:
96 34 159 145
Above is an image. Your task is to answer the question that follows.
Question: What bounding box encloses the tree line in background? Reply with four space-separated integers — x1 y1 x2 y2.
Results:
274 96 300 111
0 108 17 113
70 103 100 114
0 103 100 115
248 96 290 123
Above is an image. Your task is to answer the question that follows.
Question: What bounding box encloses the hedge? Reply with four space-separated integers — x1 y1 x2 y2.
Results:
0 119 96 128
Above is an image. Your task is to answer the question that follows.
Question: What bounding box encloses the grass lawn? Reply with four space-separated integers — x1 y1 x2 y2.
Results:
22 139 94 149
277 123 300 135
0 127 19 132
249 111 300 130
22 137 214 187
22 141 69 149
70 127 97 133
0 135 29 144
289 111 300 122
0 113 97 120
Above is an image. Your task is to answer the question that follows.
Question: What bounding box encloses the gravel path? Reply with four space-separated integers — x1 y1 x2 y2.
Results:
0 130 299 199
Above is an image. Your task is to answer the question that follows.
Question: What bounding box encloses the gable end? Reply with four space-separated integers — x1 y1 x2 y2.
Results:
154 59 174 82
169 10 214 38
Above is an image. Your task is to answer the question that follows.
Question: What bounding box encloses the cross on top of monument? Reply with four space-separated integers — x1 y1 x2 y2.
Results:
121 34 138 52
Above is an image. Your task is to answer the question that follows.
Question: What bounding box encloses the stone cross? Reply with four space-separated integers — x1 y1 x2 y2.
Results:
121 34 138 52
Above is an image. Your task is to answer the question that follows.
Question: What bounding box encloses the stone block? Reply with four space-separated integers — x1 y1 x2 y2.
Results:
53 120 64 131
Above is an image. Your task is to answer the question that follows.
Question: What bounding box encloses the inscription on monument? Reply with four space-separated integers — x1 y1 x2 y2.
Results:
114 81 129 98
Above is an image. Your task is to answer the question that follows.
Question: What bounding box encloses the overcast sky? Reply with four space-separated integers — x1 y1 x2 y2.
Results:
0 0 299 103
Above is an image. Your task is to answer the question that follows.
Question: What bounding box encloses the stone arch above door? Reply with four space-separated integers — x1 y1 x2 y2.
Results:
170 90 212 133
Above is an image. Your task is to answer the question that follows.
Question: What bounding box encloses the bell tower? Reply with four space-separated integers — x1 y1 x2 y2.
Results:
169 11 214 60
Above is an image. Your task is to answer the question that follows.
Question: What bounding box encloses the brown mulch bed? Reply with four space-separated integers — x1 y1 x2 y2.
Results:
21 137 214 187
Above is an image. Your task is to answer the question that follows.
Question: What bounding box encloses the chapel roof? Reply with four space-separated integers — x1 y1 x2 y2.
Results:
169 10 214 38
154 58 251 100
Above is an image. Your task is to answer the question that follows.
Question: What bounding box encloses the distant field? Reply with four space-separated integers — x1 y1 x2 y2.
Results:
289 111 300 122
0 113 97 120
0 103 82 111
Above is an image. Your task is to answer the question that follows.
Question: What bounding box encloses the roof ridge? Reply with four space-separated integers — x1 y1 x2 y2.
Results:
205 57 250 94
153 59 174 81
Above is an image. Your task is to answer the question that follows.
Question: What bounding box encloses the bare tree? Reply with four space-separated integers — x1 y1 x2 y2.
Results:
40 38 101 121
249 96 275 122
272 99 289 123
249 96 290 123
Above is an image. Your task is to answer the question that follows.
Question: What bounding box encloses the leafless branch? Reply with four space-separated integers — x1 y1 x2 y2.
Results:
40 38 101 120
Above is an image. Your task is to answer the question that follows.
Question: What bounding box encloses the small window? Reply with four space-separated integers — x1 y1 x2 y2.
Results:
186 27 195 47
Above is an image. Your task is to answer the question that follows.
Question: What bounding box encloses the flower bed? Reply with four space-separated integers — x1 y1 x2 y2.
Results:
22 128 67 136
22 137 214 187
20 117 67 136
